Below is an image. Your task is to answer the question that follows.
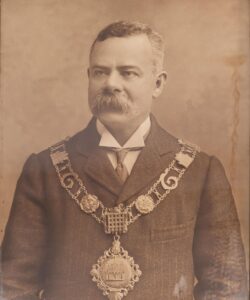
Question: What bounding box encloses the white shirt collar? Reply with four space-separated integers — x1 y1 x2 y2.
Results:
96 116 151 149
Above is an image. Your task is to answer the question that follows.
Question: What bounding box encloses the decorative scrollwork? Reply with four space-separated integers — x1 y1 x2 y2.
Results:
160 174 178 190
61 172 77 189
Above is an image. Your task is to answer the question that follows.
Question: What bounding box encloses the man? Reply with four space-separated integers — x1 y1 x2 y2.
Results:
1 21 247 300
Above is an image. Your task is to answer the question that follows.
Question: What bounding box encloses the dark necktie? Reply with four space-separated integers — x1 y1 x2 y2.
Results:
115 149 129 183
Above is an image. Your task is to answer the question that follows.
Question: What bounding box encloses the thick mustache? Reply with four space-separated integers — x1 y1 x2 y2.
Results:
90 90 130 114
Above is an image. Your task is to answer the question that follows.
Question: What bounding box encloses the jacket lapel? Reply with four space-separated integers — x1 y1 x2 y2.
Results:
117 116 180 204
73 118 122 196
84 148 122 196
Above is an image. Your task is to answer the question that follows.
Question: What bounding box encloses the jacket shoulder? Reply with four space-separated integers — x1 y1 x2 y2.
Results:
158 125 225 180
21 128 87 173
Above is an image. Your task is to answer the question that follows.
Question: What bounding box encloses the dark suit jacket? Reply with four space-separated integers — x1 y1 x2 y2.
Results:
1 116 247 300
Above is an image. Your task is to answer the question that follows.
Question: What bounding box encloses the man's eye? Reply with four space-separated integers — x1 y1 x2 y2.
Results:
93 70 106 77
122 71 138 78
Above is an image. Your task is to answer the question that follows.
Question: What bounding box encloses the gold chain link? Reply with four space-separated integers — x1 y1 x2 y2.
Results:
50 138 199 231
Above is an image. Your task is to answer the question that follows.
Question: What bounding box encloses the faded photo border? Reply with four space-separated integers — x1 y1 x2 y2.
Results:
0 0 249 286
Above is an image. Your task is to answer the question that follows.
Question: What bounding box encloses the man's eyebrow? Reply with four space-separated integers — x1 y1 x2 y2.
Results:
90 65 141 70
118 66 142 74
90 65 110 70
118 65 141 70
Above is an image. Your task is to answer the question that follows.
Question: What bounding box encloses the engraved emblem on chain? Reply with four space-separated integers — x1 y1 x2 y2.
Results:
50 138 199 299
80 194 100 213
135 195 154 214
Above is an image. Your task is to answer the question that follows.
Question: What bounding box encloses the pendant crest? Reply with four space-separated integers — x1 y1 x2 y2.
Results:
91 238 142 299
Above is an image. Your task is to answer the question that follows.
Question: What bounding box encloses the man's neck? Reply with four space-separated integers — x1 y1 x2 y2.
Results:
104 126 136 146
97 115 150 146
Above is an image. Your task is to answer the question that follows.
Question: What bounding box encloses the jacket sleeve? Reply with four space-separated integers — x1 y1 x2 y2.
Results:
193 156 248 299
1 154 48 300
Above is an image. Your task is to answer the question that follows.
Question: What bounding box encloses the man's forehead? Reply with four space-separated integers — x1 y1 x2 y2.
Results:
92 33 150 46
89 34 153 65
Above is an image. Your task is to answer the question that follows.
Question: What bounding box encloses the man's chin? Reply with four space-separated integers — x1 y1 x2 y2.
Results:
96 111 132 127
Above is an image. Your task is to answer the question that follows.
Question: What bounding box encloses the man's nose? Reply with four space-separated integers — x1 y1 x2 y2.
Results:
105 71 122 92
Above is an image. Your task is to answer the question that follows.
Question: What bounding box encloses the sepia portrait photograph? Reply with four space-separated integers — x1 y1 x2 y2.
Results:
0 0 249 299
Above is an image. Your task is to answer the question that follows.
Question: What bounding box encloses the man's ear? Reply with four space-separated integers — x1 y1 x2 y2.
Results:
152 71 167 98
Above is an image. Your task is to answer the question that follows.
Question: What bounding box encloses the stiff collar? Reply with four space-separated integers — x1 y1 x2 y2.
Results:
73 114 179 158
96 117 151 149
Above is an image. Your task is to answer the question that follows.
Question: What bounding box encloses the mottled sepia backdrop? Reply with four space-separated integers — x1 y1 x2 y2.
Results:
0 0 249 265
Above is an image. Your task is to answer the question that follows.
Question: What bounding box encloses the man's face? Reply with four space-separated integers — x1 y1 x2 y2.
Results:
88 34 165 129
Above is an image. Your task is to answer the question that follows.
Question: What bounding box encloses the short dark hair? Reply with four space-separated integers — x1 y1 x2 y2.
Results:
90 21 165 72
